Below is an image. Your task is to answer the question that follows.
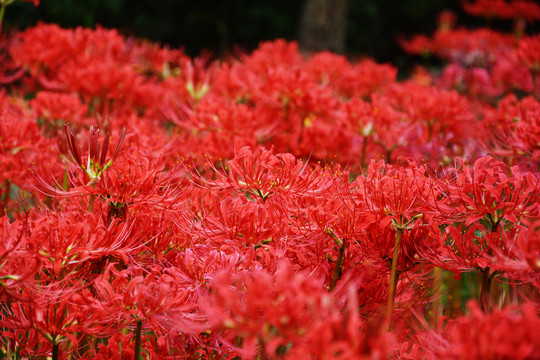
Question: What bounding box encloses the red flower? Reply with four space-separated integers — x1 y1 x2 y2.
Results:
518 35 540 71
0 215 40 299
63 124 126 186
464 0 540 22
482 95 540 167
83 264 203 337
31 92 89 130
415 301 540 360
191 146 335 203
446 156 539 227
203 260 391 359
21 0 40 5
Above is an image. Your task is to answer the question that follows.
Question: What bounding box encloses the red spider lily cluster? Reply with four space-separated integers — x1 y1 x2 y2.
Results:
0 0 539 359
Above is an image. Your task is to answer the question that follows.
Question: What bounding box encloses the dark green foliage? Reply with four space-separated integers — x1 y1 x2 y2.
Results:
6 0 534 71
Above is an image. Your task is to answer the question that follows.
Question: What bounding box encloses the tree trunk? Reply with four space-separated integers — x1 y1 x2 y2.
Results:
299 0 348 54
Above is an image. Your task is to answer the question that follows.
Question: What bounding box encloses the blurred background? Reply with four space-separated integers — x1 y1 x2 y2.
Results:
6 0 520 72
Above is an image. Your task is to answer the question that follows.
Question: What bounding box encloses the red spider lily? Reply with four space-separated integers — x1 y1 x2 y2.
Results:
490 50 535 96
399 34 433 56
443 223 496 272
511 221 540 273
11 25 137 95
59 59 143 106
241 39 303 71
380 82 474 144
92 153 185 213
171 247 252 288
88 332 137 360
210 40 366 161
0 215 41 299
438 220 539 307
220 51 349 158
63 124 126 186
1 14 540 358
129 40 189 77
76 263 207 356
30 207 141 276
164 94 266 160
400 22 525 101
340 58 397 98
0 284 87 359
402 27 514 64
356 222 446 275
293 175 395 288
10 24 83 82
84 331 167 360
356 81 479 165
36 126 185 221
183 55 217 102
517 35 540 71
190 146 336 203
353 159 451 326
185 195 282 247
356 160 442 229
0 31 26 86
463 0 540 22
84 263 204 336
433 156 539 309
0 93 55 202
355 95 415 164
202 260 392 359
30 91 89 131
437 63 506 100
399 11 455 55
0 209 143 357
480 221 540 282
414 301 540 360
482 95 540 167
303 52 353 88
0 327 51 359
445 157 539 227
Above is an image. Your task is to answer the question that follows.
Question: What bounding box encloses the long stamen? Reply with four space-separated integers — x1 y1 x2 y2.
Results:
89 126 98 165
63 123 126 184
64 124 83 169
100 132 110 168
110 127 127 164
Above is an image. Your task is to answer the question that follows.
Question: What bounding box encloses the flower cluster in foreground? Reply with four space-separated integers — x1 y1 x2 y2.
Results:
0 0 538 359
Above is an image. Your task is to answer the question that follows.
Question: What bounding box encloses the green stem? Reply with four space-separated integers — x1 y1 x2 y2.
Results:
88 194 95 213
134 321 142 360
509 279 518 305
0 0 14 33
258 339 272 360
0 5 5 34
330 245 345 290
482 218 500 309
360 136 368 169
52 343 59 360
386 150 392 164
431 267 443 321
480 268 492 312
62 170 69 191
386 228 403 330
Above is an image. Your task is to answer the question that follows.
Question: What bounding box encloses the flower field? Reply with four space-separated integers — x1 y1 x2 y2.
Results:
0 0 539 358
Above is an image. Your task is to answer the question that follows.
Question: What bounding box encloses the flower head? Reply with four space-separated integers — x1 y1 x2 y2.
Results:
64 123 126 186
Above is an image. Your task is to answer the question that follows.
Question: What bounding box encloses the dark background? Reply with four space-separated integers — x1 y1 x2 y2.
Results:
5 0 520 72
